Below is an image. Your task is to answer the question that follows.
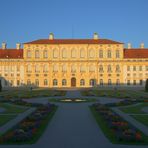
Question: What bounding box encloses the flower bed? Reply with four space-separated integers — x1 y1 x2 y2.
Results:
0 102 57 144
91 103 148 144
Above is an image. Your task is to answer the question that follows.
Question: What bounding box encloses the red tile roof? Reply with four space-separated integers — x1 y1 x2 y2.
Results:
24 39 123 44
124 48 148 58
0 49 23 59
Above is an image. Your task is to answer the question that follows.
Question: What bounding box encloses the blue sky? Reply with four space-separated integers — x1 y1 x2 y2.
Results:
0 0 148 48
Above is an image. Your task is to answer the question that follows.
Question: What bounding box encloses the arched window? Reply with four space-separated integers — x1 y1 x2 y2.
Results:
100 79 103 85
53 49 58 58
71 49 76 58
99 65 103 72
35 79 39 86
43 64 48 72
27 65 32 72
80 49 85 58
71 65 76 72
43 50 48 58
62 49 67 58
35 50 39 58
116 65 120 72
116 50 120 58
35 65 40 72
62 79 67 86
53 65 58 72
62 65 67 72
27 50 31 58
108 79 112 85
80 79 85 86
80 65 85 72
89 49 94 58
44 79 48 86
107 65 112 72
89 79 96 86
27 79 31 85
89 65 95 72
116 79 120 85
53 79 58 86
99 50 103 58
107 50 111 58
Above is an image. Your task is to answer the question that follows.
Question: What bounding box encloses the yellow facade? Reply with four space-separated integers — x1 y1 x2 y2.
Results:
0 33 148 88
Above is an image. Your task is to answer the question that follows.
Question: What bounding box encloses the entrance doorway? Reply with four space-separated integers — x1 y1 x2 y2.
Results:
71 77 76 87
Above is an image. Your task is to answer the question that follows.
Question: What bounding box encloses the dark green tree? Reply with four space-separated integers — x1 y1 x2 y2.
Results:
0 80 2 92
145 79 148 92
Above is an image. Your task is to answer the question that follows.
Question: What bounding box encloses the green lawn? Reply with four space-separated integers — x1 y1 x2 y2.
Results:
0 103 27 114
81 89 148 100
132 115 148 127
120 103 148 114
0 115 16 126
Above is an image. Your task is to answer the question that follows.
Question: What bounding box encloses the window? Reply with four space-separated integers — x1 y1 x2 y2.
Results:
53 49 58 58
17 80 20 86
62 49 67 58
89 65 95 72
71 49 76 58
71 65 76 73
99 65 103 72
89 49 94 58
146 66 148 71
62 79 67 86
35 65 40 72
80 79 85 86
43 64 48 72
80 65 85 72
99 50 103 58
53 65 58 72
139 80 143 85
53 79 58 86
35 50 39 58
43 50 48 58
62 65 67 72
27 79 31 85
139 66 142 71
133 80 136 85
35 79 39 86
17 66 20 72
27 50 31 58
80 49 85 58
89 79 96 86
127 66 130 71
108 79 112 85
27 65 32 72
107 50 111 58
133 66 136 71
116 65 120 72
116 50 120 58
100 79 103 85
107 65 112 72
44 79 48 86
127 80 130 85
116 79 120 85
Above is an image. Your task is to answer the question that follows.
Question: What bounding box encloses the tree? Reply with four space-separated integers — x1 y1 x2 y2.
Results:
145 79 148 92
0 80 2 92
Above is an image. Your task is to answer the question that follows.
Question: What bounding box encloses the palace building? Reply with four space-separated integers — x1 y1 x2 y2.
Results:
0 33 148 88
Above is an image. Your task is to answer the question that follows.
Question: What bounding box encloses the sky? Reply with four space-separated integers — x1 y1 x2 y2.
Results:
0 0 148 48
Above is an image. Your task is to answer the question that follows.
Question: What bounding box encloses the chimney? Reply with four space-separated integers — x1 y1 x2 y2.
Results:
93 33 99 40
140 43 144 49
16 43 21 50
49 33 54 40
2 42 7 49
127 43 132 49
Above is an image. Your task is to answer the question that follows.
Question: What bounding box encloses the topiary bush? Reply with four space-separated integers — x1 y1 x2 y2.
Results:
145 79 148 92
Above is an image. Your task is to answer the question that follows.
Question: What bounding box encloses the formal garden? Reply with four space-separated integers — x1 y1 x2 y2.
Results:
0 100 57 144
90 102 148 145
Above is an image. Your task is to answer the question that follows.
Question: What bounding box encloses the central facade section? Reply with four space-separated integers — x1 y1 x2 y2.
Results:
23 33 124 88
